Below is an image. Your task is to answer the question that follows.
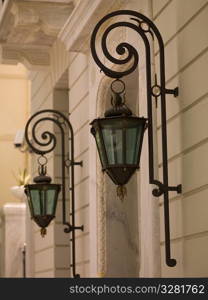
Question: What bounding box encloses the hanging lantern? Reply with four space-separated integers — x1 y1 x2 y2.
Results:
90 9 182 267
24 160 61 237
90 79 147 187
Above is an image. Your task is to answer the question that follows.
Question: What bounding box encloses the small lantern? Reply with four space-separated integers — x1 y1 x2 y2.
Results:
90 79 147 187
24 110 84 277
25 163 61 237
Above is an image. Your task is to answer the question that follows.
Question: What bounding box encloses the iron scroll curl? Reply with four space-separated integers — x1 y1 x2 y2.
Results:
25 109 74 155
90 10 161 79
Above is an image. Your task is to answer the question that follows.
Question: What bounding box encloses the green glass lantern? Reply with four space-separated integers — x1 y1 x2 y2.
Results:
90 83 147 187
25 166 61 237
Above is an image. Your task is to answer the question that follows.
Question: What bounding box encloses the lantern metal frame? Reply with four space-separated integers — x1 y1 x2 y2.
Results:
24 109 83 278
90 80 148 186
90 10 182 267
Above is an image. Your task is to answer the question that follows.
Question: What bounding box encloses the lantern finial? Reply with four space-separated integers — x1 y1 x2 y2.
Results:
41 227 47 237
117 185 127 201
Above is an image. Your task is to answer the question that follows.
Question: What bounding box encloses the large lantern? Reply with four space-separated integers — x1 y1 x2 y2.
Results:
90 79 147 186
90 9 182 268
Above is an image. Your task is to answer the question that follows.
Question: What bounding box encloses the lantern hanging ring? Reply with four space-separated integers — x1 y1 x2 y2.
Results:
37 154 48 167
110 79 126 94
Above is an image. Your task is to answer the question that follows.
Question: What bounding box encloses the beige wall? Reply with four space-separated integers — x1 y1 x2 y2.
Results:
153 0 208 277
68 52 90 276
0 63 29 207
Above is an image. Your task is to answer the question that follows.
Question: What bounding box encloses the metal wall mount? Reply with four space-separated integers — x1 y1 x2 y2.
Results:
25 109 83 277
90 10 182 267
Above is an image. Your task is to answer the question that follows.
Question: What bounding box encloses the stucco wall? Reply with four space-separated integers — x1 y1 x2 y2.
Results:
68 52 90 276
153 0 208 277
0 63 29 207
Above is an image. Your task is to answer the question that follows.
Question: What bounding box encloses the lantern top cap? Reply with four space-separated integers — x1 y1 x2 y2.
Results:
33 174 52 184
90 115 147 124
104 103 132 117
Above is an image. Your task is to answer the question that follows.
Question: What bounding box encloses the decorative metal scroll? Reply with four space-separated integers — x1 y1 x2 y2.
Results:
25 109 83 277
91 10 182 267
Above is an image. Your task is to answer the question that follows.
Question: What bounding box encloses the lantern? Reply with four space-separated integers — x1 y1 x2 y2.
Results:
25 166 61 237
90 80 147 186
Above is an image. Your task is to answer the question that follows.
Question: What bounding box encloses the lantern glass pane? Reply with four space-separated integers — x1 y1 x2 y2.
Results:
95 130 106 167
102 128 123 164
30 190 42 215
46 189 57 215
28 185 59 217
126 126 142 164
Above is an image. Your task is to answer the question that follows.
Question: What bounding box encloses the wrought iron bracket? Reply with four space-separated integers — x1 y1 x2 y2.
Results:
24 109 84 278
65 159 83 168
169 184 182 193
165 87 179 97
152 182 182 197
90 10 182 267
64 222 84 233
73 161 83 167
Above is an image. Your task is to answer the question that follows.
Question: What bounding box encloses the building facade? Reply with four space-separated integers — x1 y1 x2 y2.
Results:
0 0 207 278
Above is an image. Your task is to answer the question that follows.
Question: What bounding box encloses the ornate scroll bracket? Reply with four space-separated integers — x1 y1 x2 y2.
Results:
24 109 84 277
90 10 182 268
